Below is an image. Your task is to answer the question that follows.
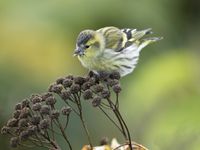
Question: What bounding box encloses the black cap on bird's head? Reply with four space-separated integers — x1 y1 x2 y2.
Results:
74 30 95 56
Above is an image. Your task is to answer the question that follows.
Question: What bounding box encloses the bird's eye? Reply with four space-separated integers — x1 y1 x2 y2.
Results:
85 45 90 49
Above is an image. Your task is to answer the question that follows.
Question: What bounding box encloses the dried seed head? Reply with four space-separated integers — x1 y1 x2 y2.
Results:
70 84 80 94
13 110 21 119
83 89 93 100
60 90 71 100
15 103 22 110
21 99 30 108
92 96 102 107
19 107 30 119
74 76 85 85
110 71 121 80
100 137 109 145
62 79 73 88
107 79 119 87
27 125 37 136
65 75 74 80
7 118 18 127
61 106 72 115
41 92 53 101
1 126 10 135
45 96 56 106
10 137 19 148
32 103 42 111
93 84 104 93
82 82 92 91
19 130 29 141
49 84 63 94
50 110 60 119
18 119 28 127
112 84 122 93
30 115 41 125
88 77 97 86
40 105 50 115
31 95 42 104
98 71 110 80
39 119 50 130
56 77 65 84
101 90 110 99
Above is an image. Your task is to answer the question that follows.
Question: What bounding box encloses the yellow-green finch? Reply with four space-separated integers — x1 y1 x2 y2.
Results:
74 26 162 77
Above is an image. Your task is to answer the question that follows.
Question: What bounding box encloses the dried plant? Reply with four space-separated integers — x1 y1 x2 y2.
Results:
1 71 148 150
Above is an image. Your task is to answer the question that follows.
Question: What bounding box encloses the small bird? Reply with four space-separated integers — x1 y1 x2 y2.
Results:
74 26 162 77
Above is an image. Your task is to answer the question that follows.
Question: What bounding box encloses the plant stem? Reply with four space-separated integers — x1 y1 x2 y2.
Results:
75 93 93 148
56 119 72 150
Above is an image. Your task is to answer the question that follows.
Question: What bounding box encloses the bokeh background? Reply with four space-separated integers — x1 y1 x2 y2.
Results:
0 0 200 149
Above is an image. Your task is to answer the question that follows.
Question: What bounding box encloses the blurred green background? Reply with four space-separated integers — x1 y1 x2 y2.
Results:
0 0 200 149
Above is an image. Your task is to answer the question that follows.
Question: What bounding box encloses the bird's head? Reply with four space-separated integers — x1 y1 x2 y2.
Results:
74 30 104 58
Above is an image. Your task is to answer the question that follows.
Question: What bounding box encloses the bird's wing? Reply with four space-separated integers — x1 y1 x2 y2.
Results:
121 28 162 50
97 26 127 51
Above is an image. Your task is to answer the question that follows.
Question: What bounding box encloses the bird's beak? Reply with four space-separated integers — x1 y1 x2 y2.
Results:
73 47 84 56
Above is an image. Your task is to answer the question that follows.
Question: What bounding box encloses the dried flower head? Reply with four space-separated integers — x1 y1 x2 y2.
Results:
39 119 50 130
70 84 80 94
50 110 60 119
92 96 102 107
40 105 50 115
30 115 41 125
62 79 73 88
74 76 85 85
21 99 30 108
10 137 20 148
49 84 63 94
112 84 122 93
61 106 72 115
1 126 10 135
7 118 18 127
31 95 42 104
45 96 56 106
83 89 93 100
15 103 22 110
13 110 21 119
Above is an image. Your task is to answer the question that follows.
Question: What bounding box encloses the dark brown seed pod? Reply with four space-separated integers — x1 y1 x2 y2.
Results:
112 84 122 93
39 119 50 130
7 118 18 127
83 89 93 100
19 130 29 141
92 96 102 107
19 107 30 119
109 71 121 80
70 84 80 94
50 110 60 119
18 119 28 127
56 77 65 84
1 126 11 135
13 110 21 119
62 79 73 88
21 99 30 108
60 90 71 100
30 115 41 125
45 96 56 106
10 137 20 148
40 105 50 115
101 90 110 99
61 106 72 115
74 76 85 85
32 103 42 111
15 103 22 110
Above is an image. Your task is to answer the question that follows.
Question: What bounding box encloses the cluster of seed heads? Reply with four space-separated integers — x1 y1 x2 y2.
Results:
1 71 122 149
1 93 71 148
49 71 121 108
